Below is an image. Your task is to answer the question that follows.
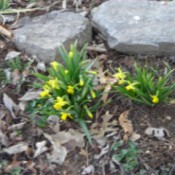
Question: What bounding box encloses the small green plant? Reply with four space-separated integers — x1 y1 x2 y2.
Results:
7 57 24 72
0 68 5 83
10 167 22 175
112 140 139 173
113 63 175 106
0 0 10 10
29 42 100 145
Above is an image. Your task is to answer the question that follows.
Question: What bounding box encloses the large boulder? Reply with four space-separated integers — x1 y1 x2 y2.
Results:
13 11 92 62
92 0 175 55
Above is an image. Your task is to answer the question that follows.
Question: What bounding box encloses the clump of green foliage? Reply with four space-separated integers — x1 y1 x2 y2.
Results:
113 63 175 106
112 140 139 173
7 57 25 72
0 68 5 83
29 42 100 145
0 0 10 10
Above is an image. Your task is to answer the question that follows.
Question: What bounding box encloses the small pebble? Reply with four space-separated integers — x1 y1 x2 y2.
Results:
166 116 172 120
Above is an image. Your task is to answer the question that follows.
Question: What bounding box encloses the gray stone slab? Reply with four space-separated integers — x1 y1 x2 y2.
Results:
91 0 175 55
13 11 92 62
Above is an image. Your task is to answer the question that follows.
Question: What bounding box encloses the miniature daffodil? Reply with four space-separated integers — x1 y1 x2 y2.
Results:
53 97 68 110
40 90 50 98
125 82 138 91
68 51 74 59
67 86 74 94
150 95 159 104
50 61 59 70
114 68 126 80
60 112 73 120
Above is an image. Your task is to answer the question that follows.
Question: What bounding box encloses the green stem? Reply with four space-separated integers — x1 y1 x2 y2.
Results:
78 119 93 146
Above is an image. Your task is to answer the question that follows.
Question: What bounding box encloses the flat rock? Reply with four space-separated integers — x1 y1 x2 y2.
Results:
92 0 175 56
13 11 91 62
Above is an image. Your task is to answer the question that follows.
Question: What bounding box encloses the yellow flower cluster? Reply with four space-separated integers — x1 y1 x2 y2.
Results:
125 82 138 91
69 51 74 59
60 112 73 120
67 86 74 94
50 61 59 70
113 68 127 85
53 97 68 110
40 78 59 98
150 95 159 104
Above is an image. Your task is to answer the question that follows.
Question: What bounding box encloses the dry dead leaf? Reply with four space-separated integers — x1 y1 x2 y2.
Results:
3 93 19 119
5 51 21 60
12 69 21 84
0 40 6 49
44 133 67 165
130 132 141 141
81 165 95 175
0 24 13 39
19 90 42 101
8 122 26 131
18 101 28 111
90 111 118 141
34 140 48 158
43 129 84 164
94 144 109 159
102 84 111 102
119 110 134 141
145 127 170 139
0 129 9 146
3 142 28 154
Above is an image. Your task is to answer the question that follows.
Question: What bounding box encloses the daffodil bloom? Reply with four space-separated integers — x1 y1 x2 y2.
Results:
68 51 74 59
87 71 97 75
53 97 68 110
67 86 74 94
125 82 138 91
79 79 84 86
150 95 159 104
60 112 73 120
114 68 126 80
65 70 69 74
158 77 162 82
50 61 59 70
79 76 84 86
40 89 50 98
84 105 93 118
48 79 59 89
43 83 50 91
118 79 126 85
90 89 96 99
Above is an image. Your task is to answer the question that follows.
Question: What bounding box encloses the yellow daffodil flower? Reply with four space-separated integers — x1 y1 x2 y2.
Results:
50 61 59 70
84 105 93 118
48 79 59 89
90 89 96 99
43 83 50 91
125 82 138 91
53 97 68 110
118 79 126 85
60 112 73 120
114 68 126 80
65 70 69 74
150 95 159 104
79 79 84 86
67 86 74 94
40 89 50 98
87 71 97 75
68 51 74 59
